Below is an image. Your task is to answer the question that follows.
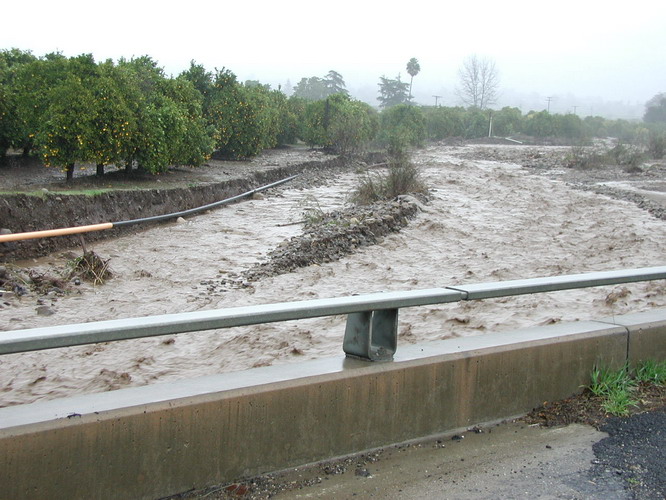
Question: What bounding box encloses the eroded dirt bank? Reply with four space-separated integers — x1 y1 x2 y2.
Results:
1 148 374 260
1 143 665 407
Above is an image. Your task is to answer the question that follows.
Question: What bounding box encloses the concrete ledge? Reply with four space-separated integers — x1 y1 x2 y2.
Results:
598 309 666 363
1 311 664 500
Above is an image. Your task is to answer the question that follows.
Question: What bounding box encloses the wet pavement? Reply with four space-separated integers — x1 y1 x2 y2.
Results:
269 420 629 499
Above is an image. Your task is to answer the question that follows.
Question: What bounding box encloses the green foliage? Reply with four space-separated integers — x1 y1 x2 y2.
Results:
293 71 348 101
292 76 329 101
11 53 70 155
644 92 666 123
555 113 585 139
0 47 37 68
302 94 377 154
8 47 663 184
491 107 522 137
377 75 409 109
587 360 666 417
589 364 635 397
117 56 185 173
350 155 427 205
589 364 637 416
279 96 307 145
523 110 555 137
185 67 297 159
377 104 426 155
162 77 214 166
607 119 641 143
423 106 465 139
581 116 607 137
601 387 637 416
647 130 666 159
0 81 18 155
328 98 377 155
565 144 605 169
179 61 214 109
462 108 489 138
215 83 278 159
0 49 36 154
634 360 666 385
35 74 97 177
325 70 348 96
87 61 138 169
606 143 645 169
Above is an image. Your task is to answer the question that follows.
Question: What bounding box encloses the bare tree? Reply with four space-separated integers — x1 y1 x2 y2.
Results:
456 54 499 109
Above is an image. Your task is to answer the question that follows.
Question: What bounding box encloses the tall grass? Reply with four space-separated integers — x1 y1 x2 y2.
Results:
350 155 428 205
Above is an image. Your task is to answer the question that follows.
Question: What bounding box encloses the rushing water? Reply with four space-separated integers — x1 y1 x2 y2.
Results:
1 144 665 407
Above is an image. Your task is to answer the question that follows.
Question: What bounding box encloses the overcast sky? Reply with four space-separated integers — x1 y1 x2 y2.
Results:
3 0 664 114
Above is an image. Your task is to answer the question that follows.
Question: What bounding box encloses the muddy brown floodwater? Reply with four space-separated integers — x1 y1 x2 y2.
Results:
1 143 665 407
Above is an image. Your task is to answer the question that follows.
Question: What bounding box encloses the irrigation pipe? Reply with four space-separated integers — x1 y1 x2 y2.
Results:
0 174 300 243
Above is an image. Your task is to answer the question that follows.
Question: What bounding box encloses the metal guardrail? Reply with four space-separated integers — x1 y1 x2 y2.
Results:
2 266 666 360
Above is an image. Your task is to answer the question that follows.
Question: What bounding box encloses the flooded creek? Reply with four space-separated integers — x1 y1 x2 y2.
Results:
1 144 665 407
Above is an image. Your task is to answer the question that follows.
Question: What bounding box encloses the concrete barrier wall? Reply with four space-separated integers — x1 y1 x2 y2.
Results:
1 310 664 500
600 309 666 363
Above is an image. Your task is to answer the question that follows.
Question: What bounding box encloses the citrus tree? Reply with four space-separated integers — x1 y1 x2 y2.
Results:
377 104 426 155
87 61 138 175
0 49 37 155
11 53 70 156
35 73 97 181
303 94 377 154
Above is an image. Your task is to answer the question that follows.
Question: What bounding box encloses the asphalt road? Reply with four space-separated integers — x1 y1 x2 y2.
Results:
236 411 665 499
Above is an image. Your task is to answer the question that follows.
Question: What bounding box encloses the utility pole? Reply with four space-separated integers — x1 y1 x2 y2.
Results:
545 96 554 113
432 95 442 107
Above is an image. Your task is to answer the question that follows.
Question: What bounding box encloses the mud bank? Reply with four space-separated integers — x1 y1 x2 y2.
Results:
0 153 382 261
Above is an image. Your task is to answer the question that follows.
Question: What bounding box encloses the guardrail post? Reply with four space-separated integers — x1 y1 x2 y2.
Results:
343 309 398 361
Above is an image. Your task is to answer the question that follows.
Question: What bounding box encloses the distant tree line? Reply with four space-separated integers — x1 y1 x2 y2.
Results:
1 48 664 182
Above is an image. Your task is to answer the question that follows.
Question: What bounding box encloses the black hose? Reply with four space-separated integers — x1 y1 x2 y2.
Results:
0 174 300 243
112 174 300 228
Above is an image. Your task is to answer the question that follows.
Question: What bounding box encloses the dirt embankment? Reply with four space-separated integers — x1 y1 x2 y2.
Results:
0 152 385 261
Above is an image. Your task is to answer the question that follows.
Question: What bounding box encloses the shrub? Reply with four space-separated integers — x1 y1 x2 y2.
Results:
302 94 377 154
377 104 426 156
350 155 427 205
607 143 645 170
647 131 666 159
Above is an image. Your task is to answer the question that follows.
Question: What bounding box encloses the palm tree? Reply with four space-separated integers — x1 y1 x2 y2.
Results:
406 58 420 102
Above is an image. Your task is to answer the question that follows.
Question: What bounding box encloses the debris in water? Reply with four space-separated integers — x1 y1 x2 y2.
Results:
69 251 112 285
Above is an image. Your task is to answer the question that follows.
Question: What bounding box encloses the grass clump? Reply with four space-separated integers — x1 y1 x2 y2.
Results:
588 360 666 416
350 154 428 206
634 359 666 385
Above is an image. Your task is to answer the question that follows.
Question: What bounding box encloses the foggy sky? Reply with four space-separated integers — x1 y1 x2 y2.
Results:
2 0 664 119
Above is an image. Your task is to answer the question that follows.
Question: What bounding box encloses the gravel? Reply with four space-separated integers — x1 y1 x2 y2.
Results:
592 409 666 499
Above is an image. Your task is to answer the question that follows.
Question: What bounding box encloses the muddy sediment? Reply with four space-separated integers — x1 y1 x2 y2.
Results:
1 143 666 408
